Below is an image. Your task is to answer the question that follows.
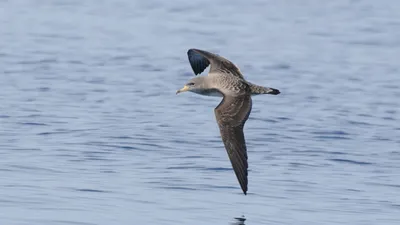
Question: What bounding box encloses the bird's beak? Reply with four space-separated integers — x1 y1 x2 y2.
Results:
176 85 189 95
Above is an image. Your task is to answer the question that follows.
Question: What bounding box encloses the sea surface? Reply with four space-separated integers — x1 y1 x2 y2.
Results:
1 0 400 224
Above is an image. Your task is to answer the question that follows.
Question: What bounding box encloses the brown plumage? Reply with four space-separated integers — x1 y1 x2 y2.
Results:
176 48 280 195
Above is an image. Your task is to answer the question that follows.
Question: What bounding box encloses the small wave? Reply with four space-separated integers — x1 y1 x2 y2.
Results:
203 167 232 171
18 122 48 126
161 186 197 191
75 188 110 193
329 158 373 165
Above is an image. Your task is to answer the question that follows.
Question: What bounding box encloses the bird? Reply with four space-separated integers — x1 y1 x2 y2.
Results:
176 49 280 195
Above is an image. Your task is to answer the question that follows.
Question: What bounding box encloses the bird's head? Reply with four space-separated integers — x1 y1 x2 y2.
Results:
176 77 205 94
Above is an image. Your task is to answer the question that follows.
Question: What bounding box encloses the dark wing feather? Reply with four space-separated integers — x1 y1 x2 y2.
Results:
187 49 210 75
187 49 244 79
214 94 252 195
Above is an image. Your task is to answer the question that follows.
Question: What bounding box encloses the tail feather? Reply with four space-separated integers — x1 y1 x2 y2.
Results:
248 82 280 95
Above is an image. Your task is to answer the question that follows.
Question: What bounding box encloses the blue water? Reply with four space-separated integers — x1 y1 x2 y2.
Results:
1 0 400 224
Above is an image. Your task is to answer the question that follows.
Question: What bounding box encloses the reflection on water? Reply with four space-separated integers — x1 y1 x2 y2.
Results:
231 216 246 225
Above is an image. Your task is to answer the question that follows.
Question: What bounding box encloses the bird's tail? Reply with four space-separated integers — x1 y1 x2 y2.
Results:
247 82 280 95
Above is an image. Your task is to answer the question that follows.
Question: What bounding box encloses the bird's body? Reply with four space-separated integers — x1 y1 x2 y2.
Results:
176 49 280 195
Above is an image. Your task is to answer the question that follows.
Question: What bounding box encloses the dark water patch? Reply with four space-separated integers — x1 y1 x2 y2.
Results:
179 71 194 77
38 87 51 92
337 39 385 47
380 183 400 189
53 153 76 158
306 95 319 101
347 120 371 126
4 69 33 74
138 63 164 72
208 139 222 144
267 63 291 70
202 184 236 190
308 31 332 37
271 179 304 184
329 158 373 165
165 138 190 144
82 150 114 155
44 220 96 225
284 188 310 193
67 60 85 65
184 155 205 159
3 184 38 188
373 136 392 142
10 165 64 173
158 123 170 128
383 116 395 121
292 149 347 156
312 130 350 136
11 147 42 151
203 167 232 172
251 117 278 123
91 89 107 93
17 58 58 65
357 26 383 34
381 84 400 89
391 204 400 209
365 182 400 189
18 122 48 126
161 186 197 191
389 151 400 155
22 114 42 118
35 32 83 41
385 109 397 114
37 131 70 136
110 55 133 61
136 142 170 150
357 113 373 118
68 159 87 163
346 188 363 192
100 170 117 173
329 151 347 155
314 135 351 140
86 77 105 84
82 142 138 151
107 135 134 140
167 166 205 170
75 188 110 193
288 162 319 168
102 144 138 151
80 155 114 162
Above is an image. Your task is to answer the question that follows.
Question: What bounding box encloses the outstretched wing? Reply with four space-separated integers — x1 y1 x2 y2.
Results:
214 94 252 195
187 48 244 79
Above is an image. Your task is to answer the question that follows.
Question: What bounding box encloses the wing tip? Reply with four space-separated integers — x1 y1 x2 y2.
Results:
187 48 199 55
241 184 248 195
187 48 210 75
269 88 280 95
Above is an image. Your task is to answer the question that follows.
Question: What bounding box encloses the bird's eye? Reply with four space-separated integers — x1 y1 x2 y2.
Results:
187 82 195 86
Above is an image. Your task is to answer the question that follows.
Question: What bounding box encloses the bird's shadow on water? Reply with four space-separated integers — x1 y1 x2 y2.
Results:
230 216 246 225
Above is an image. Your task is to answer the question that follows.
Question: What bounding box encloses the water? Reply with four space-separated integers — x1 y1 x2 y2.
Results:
1 0 400 224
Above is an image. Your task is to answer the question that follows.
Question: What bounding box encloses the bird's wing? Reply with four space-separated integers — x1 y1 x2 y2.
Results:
187 48 244 79
214 94 252 195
